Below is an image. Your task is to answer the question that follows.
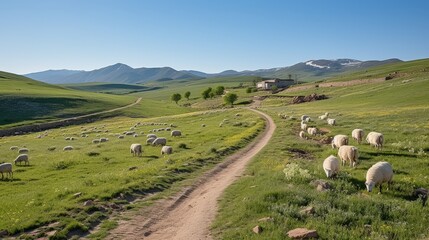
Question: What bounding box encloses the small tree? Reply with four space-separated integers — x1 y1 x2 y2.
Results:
271 85 278 94
246 87 252 93
214 86 225 95
184 91 191 100
209 91 215 99
171 93 182 104
223 93 238 106
202 87 212 100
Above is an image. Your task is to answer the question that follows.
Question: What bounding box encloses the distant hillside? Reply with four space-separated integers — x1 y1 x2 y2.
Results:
62 82 159 94
25 58 402 84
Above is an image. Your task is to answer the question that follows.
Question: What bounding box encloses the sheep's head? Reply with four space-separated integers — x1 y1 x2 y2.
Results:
324 169 332 178
365 181 375 192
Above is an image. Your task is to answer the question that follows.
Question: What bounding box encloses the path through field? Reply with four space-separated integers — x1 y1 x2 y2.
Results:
106 108 275 240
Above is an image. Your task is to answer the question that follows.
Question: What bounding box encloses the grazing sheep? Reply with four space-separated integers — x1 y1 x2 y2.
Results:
201 124 206 127
331 134 349 149
147 134 157 139
304 117 311 123
161 146 173 155
65 137 71 140
133 134 139 138
14 154 29 165
125 131 135 136
338 145 359 167
10 146 18 151
92 139 100 144
18 148 29 154
366 132 384 150
100 138 108 142
63 146 74 151
365 161 393 193
301 122 308 131
323 155 340 178
307 127 317 136
165 128 171 131
299 131 306 139
146 138 156 144
130 143 143 157
171 130 182 137
319 115 328 120
152 137 167 146
327 118 336 126
118 135 125 139
352 129 364 144
0 163 13 179
301 115 309 121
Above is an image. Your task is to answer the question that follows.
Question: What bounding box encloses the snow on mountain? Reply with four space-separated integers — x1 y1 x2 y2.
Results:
305 61 330 69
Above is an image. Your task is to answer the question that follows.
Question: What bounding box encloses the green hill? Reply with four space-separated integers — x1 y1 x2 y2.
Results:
61 82 159 95
0 71 135 128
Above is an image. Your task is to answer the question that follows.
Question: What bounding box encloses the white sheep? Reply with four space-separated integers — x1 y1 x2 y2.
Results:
14 154 29 165
338 145 359 167
147 134 157 139
92 139 100 144
10 146 18 151
161 146 173 155
0 163 13 179
301 122 308 131
171 130 182 137
352 129 364 144
152 137 167 146
146 138 156 144
307 127 317 136
327 118 336 126
18 148 29 154
301 115 309 121
366 132 384 150
201 124 206 127
100 138 108 142
299 131 306 139
323 155 339 178
133 134 139 138
319 115 328 120
130 143 143 157
331 134 349 149
365 161 393 193
118 135 125 139
125 131 135 136
63 146 74 151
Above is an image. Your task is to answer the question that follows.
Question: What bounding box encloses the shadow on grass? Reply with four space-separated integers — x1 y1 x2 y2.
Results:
366 151 416 158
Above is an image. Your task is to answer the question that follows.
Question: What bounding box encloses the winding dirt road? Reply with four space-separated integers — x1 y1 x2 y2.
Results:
106 108 275 240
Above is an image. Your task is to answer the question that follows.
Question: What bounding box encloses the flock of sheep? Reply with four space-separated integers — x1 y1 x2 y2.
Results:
296 112 392 193
0 121 183 180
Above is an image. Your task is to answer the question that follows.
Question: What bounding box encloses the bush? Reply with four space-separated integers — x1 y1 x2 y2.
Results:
178 143 187 149
86 151 100 157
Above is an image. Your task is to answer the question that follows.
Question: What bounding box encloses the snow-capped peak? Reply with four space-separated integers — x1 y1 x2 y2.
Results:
305 61 330 69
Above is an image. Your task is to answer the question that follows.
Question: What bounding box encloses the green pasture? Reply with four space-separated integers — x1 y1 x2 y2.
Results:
213 61 429 239
61 82 158 95
0 109 264 238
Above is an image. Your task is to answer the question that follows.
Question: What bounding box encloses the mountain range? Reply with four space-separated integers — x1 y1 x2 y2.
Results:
25 58 402 84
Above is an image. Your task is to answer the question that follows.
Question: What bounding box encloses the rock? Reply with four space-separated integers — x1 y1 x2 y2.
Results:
300 206 315 215
364 224 372 236
412 187 428 206
47 222 60 228
128 166 138 171
0 230 8 237
73 192 82 198
311 179 332 191
287 228 318 239
83 200 94 206
46 230 57 237
252 225 262 234
258 217 274 222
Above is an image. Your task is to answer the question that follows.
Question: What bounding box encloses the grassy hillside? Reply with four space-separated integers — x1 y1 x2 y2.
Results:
0 109 265 238
61 82 159 95
213 59 429 239
0 72 136 128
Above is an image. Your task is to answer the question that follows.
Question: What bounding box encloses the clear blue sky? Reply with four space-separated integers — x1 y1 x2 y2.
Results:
1 0 428 74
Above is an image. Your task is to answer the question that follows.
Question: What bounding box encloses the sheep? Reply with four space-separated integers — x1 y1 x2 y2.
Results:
201 124 206 127
152 137 167 146
307 127 317 136
92 139 101 144
301 115 309 121
352 129 364 144
327 118 336 126
323 155 340 178
338 145 359 167
14 154 29 165
63 146 74 151
304 117 311 123
118 135 125 139
299 131 306 139
18 148 29 154
147 134 157 139
10 146 18 150
365 161 393 193
165 128 171 131
65 137 71 140
366 132 384 150
125 131 135 136
100 138 108 142
161 146 173 155
319 115 328 120
0 163 13 179
130 143 143 157
146 138 156 144
133 134 139 138
301 122 308 131
331 134 349 149
171 130 182 137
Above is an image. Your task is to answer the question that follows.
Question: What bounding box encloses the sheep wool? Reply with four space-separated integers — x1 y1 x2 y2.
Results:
365 162 393 193
323 155 339 178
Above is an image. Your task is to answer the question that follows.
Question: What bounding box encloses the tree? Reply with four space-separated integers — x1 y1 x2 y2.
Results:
184 91 191 100
214 86 225 96
223 93 238 106
246 87 252 93
202 87 212 100
271 85 278 94
209 91 215 99
171 93 182 104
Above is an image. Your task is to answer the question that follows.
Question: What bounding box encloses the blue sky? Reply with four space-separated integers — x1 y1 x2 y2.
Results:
1 0 428 74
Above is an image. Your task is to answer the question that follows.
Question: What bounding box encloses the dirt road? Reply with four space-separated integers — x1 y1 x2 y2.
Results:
106 108 275 240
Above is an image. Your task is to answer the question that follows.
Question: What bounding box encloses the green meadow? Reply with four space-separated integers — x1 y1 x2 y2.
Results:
212 59 429 239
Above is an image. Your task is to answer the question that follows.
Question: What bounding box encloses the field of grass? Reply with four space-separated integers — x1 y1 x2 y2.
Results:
0 72 136 129
61 82 160 95
212 60 429 239
0 108 265 238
